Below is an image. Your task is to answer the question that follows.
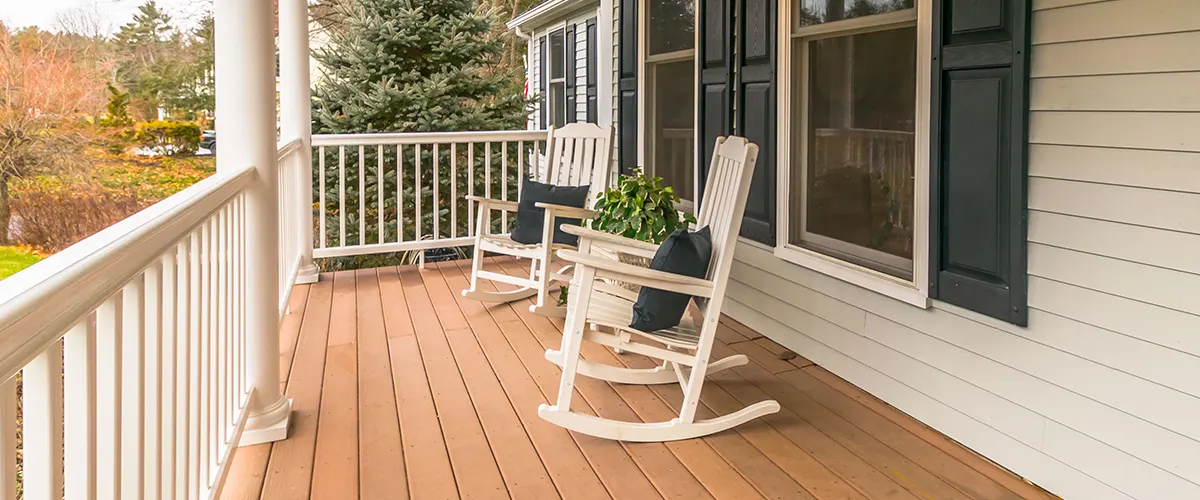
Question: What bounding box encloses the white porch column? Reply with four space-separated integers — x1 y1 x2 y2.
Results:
215 0 292 445
280 0 320 285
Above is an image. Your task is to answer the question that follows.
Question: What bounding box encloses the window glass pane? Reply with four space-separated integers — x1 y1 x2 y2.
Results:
550 31 565 79
794 0 914 29
790 26 916 278
650 59 695 200
550 82 567 127
649 0 695 55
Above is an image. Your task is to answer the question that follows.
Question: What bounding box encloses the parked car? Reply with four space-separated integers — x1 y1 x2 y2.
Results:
200 130 216 154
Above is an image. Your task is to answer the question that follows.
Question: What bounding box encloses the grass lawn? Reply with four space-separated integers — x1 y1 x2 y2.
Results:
0 246 42 279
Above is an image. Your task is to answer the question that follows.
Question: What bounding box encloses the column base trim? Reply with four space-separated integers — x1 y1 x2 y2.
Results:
239 397 293 447
296 262 320 285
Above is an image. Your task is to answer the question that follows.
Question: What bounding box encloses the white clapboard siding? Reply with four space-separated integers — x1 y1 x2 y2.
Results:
726 1 1200 498
575 20 589 122
530 39 540 129
1028 177 1200 235
1029 211 1200 275
1031 30 1200 77
1031 72 1200 112
1032 0 1111 10
1031 0 1200 44
1029 144 1200 194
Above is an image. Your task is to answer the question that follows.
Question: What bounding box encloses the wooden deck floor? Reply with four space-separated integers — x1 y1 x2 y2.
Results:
222 257 1054 500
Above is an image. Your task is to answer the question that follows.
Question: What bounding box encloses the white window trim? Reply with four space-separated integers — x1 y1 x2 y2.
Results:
638 0 701 204
773 0 933 309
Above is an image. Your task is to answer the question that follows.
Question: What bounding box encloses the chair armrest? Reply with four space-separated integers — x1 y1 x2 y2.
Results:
535 202 599 220
557 249 713 298
559 224 659 258
466 195 518 212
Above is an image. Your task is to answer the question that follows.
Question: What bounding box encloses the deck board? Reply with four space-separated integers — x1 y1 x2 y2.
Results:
224 259 1055 500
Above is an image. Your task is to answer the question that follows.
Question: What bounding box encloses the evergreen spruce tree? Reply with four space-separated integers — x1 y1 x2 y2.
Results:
312 0 527 133
310 0 529 269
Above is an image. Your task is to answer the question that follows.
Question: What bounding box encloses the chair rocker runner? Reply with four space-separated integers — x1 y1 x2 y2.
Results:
539 136 780 442
461 123 614 317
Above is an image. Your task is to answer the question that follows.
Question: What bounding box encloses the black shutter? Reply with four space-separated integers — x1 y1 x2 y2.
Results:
734 0 776 245
586 19 599 123
565 25 578 124
930 0 1031 326
539 36 548 129
697 0 733 200
617 0 638 174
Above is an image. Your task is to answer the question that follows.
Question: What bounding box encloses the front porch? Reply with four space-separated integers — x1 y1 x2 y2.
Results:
222 258 1052 500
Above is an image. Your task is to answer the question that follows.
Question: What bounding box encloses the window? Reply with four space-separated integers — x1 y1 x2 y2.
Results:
778 0 929 306
644 0 696 201
548 30 568 128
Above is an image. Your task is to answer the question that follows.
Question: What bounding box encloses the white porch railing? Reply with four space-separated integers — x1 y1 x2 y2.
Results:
277 138 309 313
311 130 548 259
0 164 257 499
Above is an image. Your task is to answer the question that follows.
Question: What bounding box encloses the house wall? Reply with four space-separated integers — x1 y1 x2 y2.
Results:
723 1 1200 499
524 11 599 129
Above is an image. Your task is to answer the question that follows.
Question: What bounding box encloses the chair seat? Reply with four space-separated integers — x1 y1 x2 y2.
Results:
584 288 701 350
479 234 572 258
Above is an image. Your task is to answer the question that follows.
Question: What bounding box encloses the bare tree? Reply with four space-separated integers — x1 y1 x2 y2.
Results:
55 5 112 40
0 27 108 243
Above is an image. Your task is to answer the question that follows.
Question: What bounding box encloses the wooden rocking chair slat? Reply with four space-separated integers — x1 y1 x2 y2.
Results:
539 136 780 442
461 124 614 317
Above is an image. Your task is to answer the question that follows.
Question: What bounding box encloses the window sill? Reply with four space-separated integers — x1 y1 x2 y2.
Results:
772 244 929 309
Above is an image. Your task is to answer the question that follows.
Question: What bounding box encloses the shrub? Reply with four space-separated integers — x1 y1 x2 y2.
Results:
11 184 146 252
132 121 202 156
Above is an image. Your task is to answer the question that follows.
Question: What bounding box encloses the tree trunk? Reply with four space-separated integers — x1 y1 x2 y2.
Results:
0 174 10 246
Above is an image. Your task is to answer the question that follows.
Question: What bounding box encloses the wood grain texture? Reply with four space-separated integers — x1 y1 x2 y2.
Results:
227 259 1056 499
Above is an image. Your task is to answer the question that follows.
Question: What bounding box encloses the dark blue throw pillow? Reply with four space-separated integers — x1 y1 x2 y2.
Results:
630 227 713 332
509 178 591 246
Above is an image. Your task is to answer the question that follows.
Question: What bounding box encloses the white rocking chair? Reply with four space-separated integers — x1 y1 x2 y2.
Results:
539 136 780 442
461 123 614 317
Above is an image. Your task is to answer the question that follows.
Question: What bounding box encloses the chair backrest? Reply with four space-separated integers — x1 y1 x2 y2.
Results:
694 136 760 308
542 123 615 207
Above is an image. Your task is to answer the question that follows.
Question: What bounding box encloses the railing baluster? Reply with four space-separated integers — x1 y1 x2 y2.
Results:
23 339 65 500
160 247 178 499
377 145 385 243
198 222 211 495
144 260 164 498
358 145 366 245
485 142 492 232
217 208 228 456
501 141 509 233
450 143 457 238
415 144 423 241
397 145 404 243
517 140 525 198
96 294 122 499
468 142 475 236
433 143 441 239
187 231 201 500
0 377 16 500
121 276 146 499
65 319 98 500
338 146 346 248
318 146 327 249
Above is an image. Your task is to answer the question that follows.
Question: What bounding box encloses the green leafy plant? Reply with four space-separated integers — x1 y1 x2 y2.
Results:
557 170 696 305
592 169 696 245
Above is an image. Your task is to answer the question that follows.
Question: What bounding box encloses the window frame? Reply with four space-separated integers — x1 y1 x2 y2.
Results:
543 27 570 128
638 0 700 209
774 0 933 308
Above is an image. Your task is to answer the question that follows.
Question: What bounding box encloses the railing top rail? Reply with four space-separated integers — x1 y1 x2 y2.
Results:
312 129 548 147
0 164 256 383
277 137 305 161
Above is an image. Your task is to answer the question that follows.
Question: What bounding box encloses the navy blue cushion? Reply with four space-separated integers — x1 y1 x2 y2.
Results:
630 227 712 332
509 178 590 245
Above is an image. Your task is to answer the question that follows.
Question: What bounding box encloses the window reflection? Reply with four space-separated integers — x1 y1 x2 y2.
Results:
794 0 914 28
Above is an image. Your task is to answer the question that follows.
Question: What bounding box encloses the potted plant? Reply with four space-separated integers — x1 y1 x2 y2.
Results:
558 169 695 303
